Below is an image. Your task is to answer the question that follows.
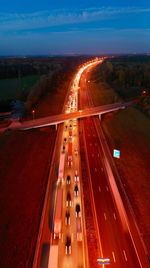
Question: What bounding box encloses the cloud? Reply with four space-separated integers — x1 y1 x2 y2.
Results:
0 25 150 56
0 6 150 33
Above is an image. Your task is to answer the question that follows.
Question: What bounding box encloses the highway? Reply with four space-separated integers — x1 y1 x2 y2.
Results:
56 118 85 268
31 57 149 268
48 68 89 268
32 62 92 268
79 64 150 267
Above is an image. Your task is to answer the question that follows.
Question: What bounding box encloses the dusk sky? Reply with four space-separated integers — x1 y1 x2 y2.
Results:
0 0 150 55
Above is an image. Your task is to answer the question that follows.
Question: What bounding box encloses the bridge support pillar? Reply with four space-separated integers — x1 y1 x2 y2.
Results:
55 124 57 130
99 114 101 120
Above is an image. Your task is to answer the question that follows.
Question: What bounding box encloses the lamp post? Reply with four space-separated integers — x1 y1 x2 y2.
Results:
32 109 35 120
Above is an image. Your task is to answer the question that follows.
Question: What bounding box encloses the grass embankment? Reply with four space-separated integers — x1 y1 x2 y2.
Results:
0 75 40 100
23 72 72 122
89 66 150 254
0 129 56 268
33 76 71 118
89 80 121 106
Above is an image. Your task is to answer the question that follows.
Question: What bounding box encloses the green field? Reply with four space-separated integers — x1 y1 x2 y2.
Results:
0 75 40 101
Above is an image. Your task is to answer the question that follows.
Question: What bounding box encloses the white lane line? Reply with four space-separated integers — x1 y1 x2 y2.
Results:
98 186 101 192
72 233 74 242
106 186 109 192
104 213 107 220
112 251 116 263
113 213 117 220
95 167 97 172
123 250 128 262
62 233 64 242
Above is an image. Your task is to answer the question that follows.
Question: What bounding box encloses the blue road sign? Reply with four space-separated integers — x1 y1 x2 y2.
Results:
113 149 120 159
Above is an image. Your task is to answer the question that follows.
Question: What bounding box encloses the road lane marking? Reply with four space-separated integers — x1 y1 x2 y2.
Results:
104 213 107 220
71 232 74 242
123 250 127 262
98 186 101 192
112 251 116 263
113 213 117 220
106 186 109 192
95 167 97 172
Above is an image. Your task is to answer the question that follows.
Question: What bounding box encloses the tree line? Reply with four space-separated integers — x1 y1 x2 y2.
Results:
98 55 150 117
0 56 90 114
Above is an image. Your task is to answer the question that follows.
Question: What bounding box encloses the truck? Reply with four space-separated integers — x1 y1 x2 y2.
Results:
58 153 65 182
68 142 73 166
53 187 63 239
76 217 82 241
48 245 58 268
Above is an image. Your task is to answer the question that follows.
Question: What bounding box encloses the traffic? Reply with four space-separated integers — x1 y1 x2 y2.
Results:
48 67 86 268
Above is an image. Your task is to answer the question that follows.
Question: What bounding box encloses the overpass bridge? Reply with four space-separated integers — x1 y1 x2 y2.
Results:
8 101 132 131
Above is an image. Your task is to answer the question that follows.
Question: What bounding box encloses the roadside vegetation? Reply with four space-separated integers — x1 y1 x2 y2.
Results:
0 56 89 114
0 75 40 113
89 56 150 256
96 55 150 116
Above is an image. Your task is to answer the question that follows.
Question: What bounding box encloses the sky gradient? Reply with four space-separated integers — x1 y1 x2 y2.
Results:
0 0 150 55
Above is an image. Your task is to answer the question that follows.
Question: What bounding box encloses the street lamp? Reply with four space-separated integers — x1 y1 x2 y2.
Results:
32 109 35 120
